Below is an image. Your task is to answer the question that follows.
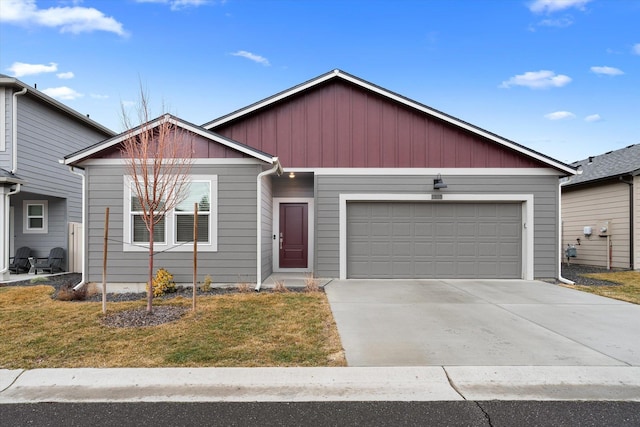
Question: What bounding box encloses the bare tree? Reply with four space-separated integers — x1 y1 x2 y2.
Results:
120 88 193 313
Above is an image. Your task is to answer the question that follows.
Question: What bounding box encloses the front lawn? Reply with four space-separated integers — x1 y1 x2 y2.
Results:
562 270 640 305
0 286 346 369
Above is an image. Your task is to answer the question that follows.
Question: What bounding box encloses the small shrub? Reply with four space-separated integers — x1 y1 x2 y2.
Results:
147 268 176 297
199 274 213 292
56 282 87 301
273 280 289 293
236 282 252 293
304 273 320 293
30 276 49 284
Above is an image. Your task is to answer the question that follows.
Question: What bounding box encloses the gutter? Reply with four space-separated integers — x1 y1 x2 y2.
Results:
620 176 634 270
255 157 283 291
558 180 575 285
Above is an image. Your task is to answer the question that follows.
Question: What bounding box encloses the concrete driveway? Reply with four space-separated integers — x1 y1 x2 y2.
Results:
325 279 640 367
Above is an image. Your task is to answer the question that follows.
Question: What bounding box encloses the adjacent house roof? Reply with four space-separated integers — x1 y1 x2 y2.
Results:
0 74 115 137
562 143 640 188
0 168 26 185
204 69 576 175
64 114 278 166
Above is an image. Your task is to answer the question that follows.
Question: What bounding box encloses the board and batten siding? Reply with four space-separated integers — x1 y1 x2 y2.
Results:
85 163 263 284
315 174 559 279
562 181 631 269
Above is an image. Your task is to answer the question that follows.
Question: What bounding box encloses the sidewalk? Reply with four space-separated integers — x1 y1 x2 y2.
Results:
2 366 639 403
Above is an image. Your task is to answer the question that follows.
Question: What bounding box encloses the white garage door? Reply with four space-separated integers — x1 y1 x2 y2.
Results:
347 202 522 279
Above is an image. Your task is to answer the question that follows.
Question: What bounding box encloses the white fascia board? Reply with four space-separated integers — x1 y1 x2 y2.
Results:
64 116 274 166
77 158 267 166
301 168 564 176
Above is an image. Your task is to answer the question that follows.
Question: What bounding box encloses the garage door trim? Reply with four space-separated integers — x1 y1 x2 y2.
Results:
339 193 534 280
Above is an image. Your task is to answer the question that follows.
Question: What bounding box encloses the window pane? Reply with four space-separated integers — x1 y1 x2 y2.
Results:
176 214 209 242
28 205 43 216
176 182 210 212
133 215 165 243
29 218 43 229
131 195 143 211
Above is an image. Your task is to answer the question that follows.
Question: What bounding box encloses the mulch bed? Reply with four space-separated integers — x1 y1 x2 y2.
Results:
561 264 623 286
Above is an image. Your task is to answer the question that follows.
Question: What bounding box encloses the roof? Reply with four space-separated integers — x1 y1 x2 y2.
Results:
64 113 277 166
562 143 640 187
203 69 576 176
0 74 115 137
0 168 26 185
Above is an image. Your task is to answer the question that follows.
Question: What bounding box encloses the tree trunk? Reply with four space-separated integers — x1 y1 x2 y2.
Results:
147 221 154 314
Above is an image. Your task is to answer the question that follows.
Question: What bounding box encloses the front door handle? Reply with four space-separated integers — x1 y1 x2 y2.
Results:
280 238 283 250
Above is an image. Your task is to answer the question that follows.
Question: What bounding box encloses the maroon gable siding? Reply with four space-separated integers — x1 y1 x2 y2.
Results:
95 130 250 160
212 80 544 169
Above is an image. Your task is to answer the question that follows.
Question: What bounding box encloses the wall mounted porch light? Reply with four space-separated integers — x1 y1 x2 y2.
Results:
433 174 447 190
289 172 295 178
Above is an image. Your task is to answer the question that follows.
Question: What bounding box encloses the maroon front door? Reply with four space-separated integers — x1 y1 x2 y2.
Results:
279 203 308 268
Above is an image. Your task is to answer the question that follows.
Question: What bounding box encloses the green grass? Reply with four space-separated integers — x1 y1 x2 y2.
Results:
0 286 345 369
563 270 640 305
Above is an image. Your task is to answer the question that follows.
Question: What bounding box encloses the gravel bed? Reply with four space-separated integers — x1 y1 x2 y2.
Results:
561 263 622 286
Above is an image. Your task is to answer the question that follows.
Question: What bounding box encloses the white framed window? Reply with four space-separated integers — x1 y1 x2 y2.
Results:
123 175 218 252
23 200 48 234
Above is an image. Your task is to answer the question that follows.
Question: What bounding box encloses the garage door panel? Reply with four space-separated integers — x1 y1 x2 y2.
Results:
347 202 522 279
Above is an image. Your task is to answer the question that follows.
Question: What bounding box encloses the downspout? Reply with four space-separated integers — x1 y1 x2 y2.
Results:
69 166 87 291
12 88 28 174
558 180 575 285
1 88 28 275
620 176 634 270
255 157 283 291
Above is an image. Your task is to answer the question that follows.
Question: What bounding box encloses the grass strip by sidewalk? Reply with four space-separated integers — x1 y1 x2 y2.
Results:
0 286 346 369
562 271 640 305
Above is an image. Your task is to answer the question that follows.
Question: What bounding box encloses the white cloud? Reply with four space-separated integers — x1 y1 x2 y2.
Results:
499 70 571 89
590 66 624 76
6 61 57 77
544 111 576 120
529 0 592 13
537 16 573 28
41 86 84 100
633 43 640 55
231 50 270 66
0 0 128 36
135 0 211 11
584 114 602 122
57 71 74 79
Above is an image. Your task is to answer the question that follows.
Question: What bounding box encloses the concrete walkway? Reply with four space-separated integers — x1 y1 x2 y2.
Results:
324 279 640 367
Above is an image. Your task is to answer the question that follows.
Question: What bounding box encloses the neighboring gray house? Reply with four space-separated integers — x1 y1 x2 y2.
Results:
0 75 114 281
65 70 576 288
561 144 640 270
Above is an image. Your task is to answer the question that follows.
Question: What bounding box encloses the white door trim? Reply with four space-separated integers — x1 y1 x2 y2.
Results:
339 193 534 280
273 197 314 273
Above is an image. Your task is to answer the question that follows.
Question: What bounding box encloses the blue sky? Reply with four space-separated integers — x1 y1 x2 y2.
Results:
1 0 638 164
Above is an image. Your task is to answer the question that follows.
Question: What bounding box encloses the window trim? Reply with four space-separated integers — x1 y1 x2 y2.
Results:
23 200 48 234
123 175 218 252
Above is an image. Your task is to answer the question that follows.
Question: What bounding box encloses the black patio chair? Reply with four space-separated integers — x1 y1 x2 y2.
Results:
9 246 32 274
34 247 65 274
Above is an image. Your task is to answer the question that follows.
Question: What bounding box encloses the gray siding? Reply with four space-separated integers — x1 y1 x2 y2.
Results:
85 163 263 284
315 174 560 279
273 174 314 198
0 88 9 165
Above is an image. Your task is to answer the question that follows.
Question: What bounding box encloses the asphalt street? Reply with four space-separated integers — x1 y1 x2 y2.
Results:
2 401 639 427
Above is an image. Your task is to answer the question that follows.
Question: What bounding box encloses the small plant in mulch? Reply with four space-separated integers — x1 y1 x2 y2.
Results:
236 282 252 293
304 273 321 293
147 268 176 297
199 274 213 292
30 276 49 284
273 279 290 293
56 282 88 301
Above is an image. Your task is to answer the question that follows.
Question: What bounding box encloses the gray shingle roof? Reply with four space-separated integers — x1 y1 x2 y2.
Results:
563 143 640 187
0 168 26 184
